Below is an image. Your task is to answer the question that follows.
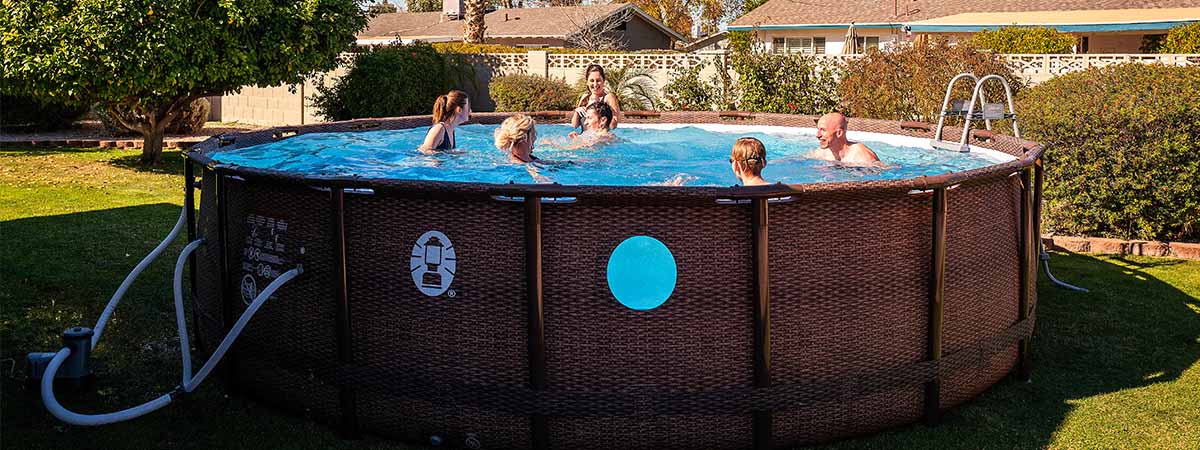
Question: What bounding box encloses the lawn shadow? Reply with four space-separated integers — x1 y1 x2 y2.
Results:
809 251 1200 449
107 149 187 176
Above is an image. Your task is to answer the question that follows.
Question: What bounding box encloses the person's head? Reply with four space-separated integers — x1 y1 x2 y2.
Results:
584 101 613 131
816 112 849 150
494 114 538 161
584 64 607 98
433 90 471 126
730 137 767 183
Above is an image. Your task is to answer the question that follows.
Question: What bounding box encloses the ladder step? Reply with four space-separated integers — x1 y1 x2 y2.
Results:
930 140 970 152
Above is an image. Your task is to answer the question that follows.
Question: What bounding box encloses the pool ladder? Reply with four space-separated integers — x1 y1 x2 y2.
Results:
931 73 1020 153
932 74 1087 292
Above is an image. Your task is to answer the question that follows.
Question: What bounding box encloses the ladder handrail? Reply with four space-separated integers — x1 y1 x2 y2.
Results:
934 73 1020 152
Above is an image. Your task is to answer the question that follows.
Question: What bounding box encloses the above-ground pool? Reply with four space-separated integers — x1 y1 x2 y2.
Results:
185 112 1042 450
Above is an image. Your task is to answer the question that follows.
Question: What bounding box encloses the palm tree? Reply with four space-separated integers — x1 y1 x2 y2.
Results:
605 67 660 111
463 0 486 44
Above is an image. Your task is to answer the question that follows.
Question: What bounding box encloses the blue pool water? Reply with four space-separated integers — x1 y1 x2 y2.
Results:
211 124 1006 186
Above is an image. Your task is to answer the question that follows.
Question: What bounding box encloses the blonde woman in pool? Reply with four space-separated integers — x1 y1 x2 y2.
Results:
495 114 560 183
731 137 769 186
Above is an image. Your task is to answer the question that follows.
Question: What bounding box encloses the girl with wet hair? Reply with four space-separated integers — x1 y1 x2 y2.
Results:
730 137 769 186
571 64 622 130
419 90 470 153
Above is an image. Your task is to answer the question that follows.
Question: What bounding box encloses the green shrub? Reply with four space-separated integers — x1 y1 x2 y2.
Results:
1158 22 1200 53
731 50 840 114
838 39 1023 122
969 26 1075 54
1019 63 1200 242
311 42 448 121
0 95 88 131
662 63 715 111
489 75 575 111
97 98 211 136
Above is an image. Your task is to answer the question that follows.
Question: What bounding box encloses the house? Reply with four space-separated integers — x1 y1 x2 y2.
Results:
357 3 687 50
728 0 1200 54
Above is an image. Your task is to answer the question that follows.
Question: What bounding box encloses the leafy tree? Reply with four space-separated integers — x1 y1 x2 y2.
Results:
370 1 398 13
969 26 1075 54
407 0 440 12
1 0 369 164
1158 22 1200 53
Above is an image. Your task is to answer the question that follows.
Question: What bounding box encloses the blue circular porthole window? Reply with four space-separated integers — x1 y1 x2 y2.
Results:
606 236 677 310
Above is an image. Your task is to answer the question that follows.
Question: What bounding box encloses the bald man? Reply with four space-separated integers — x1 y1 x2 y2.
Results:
808 112 881 165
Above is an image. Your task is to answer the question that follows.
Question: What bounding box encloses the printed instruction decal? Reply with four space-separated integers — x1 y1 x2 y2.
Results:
241 214 292 305
410 230 457 297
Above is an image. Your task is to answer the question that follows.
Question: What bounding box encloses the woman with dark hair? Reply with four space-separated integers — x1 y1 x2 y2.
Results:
570 64 622 130
419 90 470 153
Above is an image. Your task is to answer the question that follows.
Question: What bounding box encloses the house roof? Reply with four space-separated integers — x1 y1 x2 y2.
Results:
729 0 1200 29
905 7 1200 32
359 4 687 43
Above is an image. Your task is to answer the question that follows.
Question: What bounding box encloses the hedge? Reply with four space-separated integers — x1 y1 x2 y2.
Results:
1019 63 1200 242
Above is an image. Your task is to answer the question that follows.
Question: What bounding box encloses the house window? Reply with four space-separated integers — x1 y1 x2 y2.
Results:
854 36 879 52
772 37 826 54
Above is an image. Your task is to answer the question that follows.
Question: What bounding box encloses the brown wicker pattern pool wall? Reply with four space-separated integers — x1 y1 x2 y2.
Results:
184 112 1044 450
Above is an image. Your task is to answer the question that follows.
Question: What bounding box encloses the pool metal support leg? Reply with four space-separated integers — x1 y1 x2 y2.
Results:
215 173 237 394
1018 169 1034 380
185 161 203 355
332 188 359 438
751 198 772 450
924 187 947 426
525 197 548 450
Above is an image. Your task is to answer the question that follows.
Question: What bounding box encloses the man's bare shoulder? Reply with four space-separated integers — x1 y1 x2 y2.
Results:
845 142 880 164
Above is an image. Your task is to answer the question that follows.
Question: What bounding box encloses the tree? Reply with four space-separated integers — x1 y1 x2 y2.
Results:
408 0 441 12
1159 22 1200 53
565 7 634 50
615 0 740 39
370 1 398 13
1 1 369 164
464 0 487 43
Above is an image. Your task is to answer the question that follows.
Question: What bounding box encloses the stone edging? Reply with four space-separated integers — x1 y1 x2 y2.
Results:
0 138 200 149
1044 236 1200 260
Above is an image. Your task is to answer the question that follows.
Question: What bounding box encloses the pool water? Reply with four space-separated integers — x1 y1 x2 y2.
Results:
211 124 1007 186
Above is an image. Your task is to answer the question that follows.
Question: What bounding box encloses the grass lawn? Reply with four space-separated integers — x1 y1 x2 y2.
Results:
2 146 1198 449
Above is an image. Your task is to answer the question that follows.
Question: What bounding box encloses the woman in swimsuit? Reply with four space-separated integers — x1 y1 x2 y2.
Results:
494 113 540 164
419 90 470 154
570 64 621 131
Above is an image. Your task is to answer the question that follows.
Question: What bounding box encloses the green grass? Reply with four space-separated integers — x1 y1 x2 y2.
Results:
2 147 1198 449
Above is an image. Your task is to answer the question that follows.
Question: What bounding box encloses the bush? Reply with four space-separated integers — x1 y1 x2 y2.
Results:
1019 63 1200 242
311 42 448 121
969 26 1075 54
662 63 715 111
489 75 576 111
0 95 88 131
1159 22 1200 53
838 39 1023 122
97 98 211 136
731 50 840 114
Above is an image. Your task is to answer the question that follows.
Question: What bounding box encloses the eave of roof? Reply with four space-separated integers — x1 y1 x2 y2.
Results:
904 8 1200 33
727 22 900 31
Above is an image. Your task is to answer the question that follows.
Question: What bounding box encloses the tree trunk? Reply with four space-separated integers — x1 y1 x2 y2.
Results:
140 126 166 165
464 0 486 44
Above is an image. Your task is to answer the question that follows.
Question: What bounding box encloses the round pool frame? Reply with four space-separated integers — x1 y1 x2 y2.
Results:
184 112 1043 450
